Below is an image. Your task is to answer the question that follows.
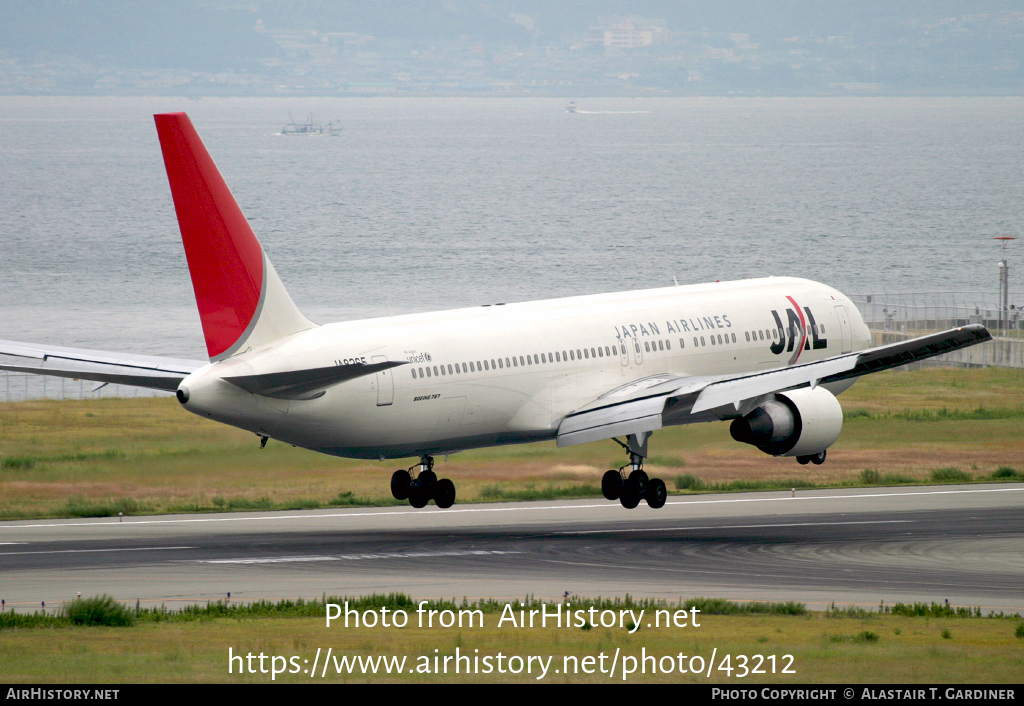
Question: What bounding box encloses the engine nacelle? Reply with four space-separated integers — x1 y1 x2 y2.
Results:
729 386 843 457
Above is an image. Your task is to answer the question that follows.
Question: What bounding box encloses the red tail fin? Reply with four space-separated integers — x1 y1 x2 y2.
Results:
155 113 312 360
155 112 262 359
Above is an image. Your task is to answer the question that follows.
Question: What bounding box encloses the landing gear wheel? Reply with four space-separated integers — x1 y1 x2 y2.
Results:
810 450 826 465
434 479 456 509
619 480 641 509
628 469 648 495
408 480 431 508
390 470 411 500
796 455 811 465
419 469 438 488
645 478 667 509
602 470 622 500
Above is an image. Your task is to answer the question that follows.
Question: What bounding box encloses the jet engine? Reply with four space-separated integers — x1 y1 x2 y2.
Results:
729 386 843 457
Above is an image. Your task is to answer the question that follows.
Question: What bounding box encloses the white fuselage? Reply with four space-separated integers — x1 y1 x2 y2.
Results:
180 276 872 459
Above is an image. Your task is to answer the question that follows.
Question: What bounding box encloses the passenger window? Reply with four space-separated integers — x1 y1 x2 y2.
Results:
731 333 736 343
643 341 649 352
620 343 626 355
821 324 826 333
597 347 603 357
718 334 723 344
541 353 546 363
665 340 671 350
576 349 581 360
434 366 439 376
484 360 489 370
412 368 417 379
519 356 525 366
658 340 664 351
700 337 705 346
590 347 596 358
745 332 750 342
498 358 503 369
570 350 575 361
584 349 589 359
491 359 496 369
505 357 510 368
462 363 467 373
426 367 431 377
448 364 454 374
679 338 685 349
440 365 446 376
693 337 698 347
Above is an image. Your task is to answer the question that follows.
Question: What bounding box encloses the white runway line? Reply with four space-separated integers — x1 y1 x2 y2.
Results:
559 519 916 535
2 486 1021 531
0 545 193 556
193 549 522 565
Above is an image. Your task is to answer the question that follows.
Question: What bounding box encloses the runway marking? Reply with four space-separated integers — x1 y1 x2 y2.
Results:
0 542 27 545
0 546 193 556
559 520 915 535
193 549 522 565
2 486 1021 530
531 557 1018 592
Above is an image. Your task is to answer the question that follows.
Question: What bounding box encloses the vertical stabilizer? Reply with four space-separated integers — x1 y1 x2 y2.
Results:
154 112 315 361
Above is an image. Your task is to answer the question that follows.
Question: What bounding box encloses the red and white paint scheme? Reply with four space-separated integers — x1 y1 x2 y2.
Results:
1 113 991 510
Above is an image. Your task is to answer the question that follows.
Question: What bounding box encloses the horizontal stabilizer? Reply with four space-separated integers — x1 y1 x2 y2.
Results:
223 360 407 400
0 339 205 392
0 363 187 392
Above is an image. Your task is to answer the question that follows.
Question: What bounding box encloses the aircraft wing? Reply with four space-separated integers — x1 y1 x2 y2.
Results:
0 339 205 392
556 324 991 447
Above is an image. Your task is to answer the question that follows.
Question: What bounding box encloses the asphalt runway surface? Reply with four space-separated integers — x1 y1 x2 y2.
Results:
2 484 1022 613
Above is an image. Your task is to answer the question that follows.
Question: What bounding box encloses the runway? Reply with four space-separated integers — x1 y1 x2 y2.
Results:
1 484 1022 613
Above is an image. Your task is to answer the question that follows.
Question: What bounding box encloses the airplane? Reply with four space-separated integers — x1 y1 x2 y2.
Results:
0 113 992 511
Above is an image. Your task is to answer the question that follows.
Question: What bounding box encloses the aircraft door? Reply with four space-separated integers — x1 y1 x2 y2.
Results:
618 339 629 367
372 355 394 406
631 338 644 365
834 306 853 354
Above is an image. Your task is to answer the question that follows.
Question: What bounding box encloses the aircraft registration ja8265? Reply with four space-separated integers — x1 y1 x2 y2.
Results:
0 113 992 510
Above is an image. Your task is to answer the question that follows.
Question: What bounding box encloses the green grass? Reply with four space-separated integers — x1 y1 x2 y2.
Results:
1 594 1021 683
477 483 600 501
1 366 1023 520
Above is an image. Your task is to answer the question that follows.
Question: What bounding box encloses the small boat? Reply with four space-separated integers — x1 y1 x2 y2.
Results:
566 101 577 113
281 113 341 135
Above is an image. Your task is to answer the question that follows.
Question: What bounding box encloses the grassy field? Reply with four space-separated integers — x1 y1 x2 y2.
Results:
2 606 1021 683
1 367 1022 519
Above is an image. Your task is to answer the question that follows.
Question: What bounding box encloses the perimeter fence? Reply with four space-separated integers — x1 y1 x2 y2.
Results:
2 291 1022 401
849 291 1023 368
0 369 171 403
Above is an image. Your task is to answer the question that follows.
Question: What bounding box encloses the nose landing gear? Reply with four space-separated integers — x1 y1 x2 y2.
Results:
390 455 457 509
603 434 667 509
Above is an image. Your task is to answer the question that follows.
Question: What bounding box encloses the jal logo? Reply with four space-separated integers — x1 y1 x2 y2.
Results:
770 297 827 365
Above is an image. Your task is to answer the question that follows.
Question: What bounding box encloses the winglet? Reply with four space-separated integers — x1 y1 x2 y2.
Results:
154 113 313 360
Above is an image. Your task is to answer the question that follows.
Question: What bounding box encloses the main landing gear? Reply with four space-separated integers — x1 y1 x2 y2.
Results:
602 434 667 510
390 455 456 509
795 450 827 466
